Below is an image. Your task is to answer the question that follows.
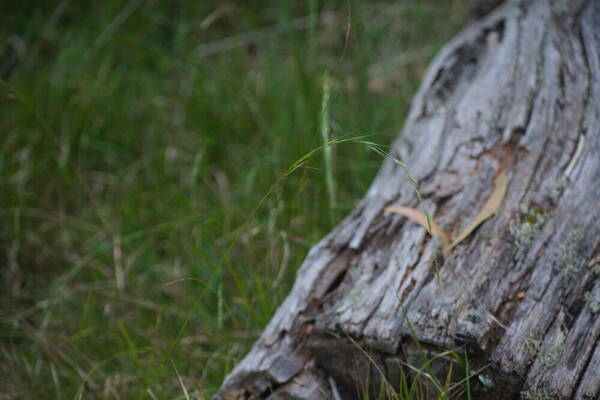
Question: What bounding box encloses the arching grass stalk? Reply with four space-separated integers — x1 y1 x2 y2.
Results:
161 135 378 366
367 146 431 240
368 145 443 279
164 135 429 366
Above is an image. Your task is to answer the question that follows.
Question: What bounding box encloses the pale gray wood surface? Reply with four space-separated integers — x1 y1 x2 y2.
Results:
215 1 600 398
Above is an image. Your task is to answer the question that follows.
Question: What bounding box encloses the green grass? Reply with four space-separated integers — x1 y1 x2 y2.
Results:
0 1 468 398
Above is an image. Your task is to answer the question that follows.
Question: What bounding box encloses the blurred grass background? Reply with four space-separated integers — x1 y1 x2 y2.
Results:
0 1 469 399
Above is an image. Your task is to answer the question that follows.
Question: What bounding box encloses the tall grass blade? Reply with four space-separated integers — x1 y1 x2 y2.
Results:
320 71 336 221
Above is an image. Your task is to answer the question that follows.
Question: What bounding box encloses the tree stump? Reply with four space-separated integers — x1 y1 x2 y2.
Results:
215 1 600 398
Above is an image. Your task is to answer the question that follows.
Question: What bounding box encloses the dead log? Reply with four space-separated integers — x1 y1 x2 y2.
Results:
215 1 600 399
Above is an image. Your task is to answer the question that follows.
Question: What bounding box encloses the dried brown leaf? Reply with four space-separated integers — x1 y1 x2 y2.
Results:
385 206 451 255
450 173 508 250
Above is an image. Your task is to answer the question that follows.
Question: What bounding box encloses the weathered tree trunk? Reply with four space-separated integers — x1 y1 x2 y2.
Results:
215 1 600 399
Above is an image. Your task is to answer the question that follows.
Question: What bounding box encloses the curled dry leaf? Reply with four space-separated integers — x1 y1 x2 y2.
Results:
385 173 509 257
450 173 508 250
384 206 451 256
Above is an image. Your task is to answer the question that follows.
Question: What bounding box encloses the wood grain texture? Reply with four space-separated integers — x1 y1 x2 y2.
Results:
215 1 600 398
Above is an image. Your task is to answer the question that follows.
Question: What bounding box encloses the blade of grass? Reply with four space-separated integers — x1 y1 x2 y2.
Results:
320 71 336 221
171 359 191 400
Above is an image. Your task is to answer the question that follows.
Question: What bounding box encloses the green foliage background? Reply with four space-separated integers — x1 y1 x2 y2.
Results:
1 1 467 398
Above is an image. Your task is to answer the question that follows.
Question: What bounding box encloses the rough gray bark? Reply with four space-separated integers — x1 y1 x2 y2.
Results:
215 1 600 399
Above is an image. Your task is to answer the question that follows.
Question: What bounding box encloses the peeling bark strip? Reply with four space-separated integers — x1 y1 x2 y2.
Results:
215 1 600 399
